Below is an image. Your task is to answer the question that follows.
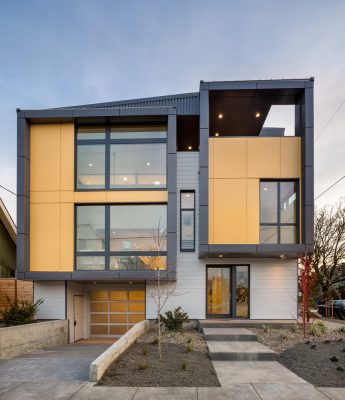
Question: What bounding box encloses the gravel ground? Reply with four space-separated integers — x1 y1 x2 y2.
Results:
99 329 220 387
278 340 345 387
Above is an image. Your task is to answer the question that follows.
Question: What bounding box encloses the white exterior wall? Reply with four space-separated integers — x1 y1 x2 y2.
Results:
34 281 66 320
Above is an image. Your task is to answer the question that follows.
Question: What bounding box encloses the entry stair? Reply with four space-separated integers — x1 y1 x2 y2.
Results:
201 325 276 361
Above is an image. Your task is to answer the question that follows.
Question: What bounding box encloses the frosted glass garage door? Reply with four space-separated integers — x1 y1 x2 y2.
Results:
90 290 145 337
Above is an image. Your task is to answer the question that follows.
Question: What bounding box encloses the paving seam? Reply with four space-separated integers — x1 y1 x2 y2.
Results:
0 382 26 398
250 383 264 400
66 382 89 400
130 387 139 400
314 387 334 400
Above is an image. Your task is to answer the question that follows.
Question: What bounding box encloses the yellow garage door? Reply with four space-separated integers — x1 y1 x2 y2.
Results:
90 290 145 337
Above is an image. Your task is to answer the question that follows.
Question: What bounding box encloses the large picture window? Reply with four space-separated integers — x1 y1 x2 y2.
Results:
180 191 195 251
76 126 167 190
260 180 298 244
76 204 167 270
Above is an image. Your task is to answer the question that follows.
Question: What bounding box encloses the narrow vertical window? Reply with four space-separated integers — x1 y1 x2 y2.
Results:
180 191 195 251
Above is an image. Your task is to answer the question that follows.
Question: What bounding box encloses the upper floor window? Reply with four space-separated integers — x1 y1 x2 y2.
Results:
260 181 298 244
180 191 195 251
76 126 167 190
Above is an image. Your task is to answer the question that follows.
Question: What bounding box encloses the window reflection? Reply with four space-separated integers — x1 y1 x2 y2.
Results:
236 266 249 318
77 145 105 189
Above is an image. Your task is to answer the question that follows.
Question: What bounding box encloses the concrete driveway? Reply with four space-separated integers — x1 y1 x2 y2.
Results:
0 341 110 382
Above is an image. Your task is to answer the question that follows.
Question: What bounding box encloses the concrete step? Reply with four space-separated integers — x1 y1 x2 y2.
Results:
203 328 257 341
207 340 276 361
199 320 294 330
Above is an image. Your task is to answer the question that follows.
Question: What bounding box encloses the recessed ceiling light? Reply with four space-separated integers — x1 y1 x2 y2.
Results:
280 255 287 259
154 181 160 185
123 176 128 182
255 112 261 118
186 194 190 197
215 132 220 137
218 113 223 119
218 254 223 258
264 187 268 191
146 162 151 166
88 163 93 167
86 182 90 185
188 146 192 150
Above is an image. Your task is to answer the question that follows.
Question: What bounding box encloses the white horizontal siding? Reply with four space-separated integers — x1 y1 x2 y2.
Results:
34 281 66 320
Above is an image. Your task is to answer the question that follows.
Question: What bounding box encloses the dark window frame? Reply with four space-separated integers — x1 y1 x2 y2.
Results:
180 190 195 252
74 203 168 271
75 125 167 191
259 179 299 244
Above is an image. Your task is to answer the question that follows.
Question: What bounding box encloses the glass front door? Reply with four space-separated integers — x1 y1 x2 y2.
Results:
207 267 231 316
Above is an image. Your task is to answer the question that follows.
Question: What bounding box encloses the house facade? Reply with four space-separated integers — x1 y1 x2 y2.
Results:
0 199 16 277
17 79 314 342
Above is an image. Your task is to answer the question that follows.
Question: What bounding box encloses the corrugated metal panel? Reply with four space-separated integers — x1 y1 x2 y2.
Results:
55 93 200 115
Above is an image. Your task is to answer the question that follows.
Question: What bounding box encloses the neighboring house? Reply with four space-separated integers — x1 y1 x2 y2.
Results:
17 78 314 342
0 199 16 277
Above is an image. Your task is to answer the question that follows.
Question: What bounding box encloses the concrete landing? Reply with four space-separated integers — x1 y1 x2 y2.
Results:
199 319 296 329
208 340 276 361
203 327 257 341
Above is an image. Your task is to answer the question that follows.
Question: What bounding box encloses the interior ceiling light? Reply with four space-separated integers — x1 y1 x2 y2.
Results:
154 181 160 185
264 187 268 191
86 182 90 185
255 112 261 118
218 254 223 258
215 132 220 137
146 162 151 166
123 176 128 182
218 113 223 119
188 146 192 150
280 255 287 259
88 163 93 167
186 194 190 197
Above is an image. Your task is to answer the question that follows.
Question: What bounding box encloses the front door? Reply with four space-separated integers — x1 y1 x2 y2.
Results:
73 295 85 341
207 267 231 317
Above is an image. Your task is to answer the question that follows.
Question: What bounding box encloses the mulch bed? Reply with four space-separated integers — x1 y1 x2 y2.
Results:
278 340 345 387
99 329 220 387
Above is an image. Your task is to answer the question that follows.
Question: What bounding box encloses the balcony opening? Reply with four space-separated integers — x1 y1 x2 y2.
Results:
177 115 199 151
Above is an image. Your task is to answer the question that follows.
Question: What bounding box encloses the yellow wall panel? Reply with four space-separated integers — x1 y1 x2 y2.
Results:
30 191 61 204
213 179 247 244
106 191 168 203
208 179 214 243
60 203 74 271
30 203 60 271
74 192 107 203
211 138 247 179
208 137 214 179
281 137 301 178
246 179 260 243
60 124 75 191
31 124 61 191
247 138 281 178
61 191 74 203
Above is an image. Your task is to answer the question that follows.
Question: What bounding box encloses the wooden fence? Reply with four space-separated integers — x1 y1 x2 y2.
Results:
0 279 33 313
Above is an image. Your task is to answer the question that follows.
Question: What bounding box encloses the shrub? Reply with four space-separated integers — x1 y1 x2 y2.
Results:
308 324 321 337
186 336 192 344
160 307 189 332
151 337 159 345
316 320 327 334
289 324 298 333
185 344 193 353
278 331 289 340
330 356 339 362
338 327 345 333
262 324 272 333
0 297 43 326
337 365 345 372
180 361 187 370
138 362 149 370
142 347 148 356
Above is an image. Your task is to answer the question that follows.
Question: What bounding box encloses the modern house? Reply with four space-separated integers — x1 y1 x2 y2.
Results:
0 198 16 277
17 79 314 342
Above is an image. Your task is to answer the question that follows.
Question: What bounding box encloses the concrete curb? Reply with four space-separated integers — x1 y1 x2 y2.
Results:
89 320 150 382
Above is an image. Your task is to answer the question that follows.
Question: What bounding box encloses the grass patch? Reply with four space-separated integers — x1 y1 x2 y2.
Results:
138 362 149 370
180 361 187 371
316 320 327 334
278 331 290 340
151 337 159 345
142 347 148 356
185 344 193 353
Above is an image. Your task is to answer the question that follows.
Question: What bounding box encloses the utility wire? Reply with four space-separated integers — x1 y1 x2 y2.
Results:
315 98 345 142
314 175 345 201
0 184 16 196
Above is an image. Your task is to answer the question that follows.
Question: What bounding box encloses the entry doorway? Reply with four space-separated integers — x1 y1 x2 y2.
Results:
73 295 85 341
206 265 249 318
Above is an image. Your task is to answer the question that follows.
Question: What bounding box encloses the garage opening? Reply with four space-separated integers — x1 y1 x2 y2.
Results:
90 290 145 337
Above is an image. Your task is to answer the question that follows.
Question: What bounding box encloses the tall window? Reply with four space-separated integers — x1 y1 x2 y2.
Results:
76 126 167 190
180 191 195 251
76 204 167 271
260 181 298 244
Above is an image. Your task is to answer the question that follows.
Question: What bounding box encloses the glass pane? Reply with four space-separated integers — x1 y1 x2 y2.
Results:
90 291 108 301
280 182 297 224
110 205 167 251
109 291 128 301
181 210 194 250
207 268 230 315
77 145 105 189
260 226 278 244
181 192 194 209
109 143 166 188
129 302 145 312
77 127 105 140
280 226 297 244
110 314 127 323
91 325 108 335
76 256 105 270
129 291 145 301
110 255 166 270
91 314 108 323
90 302 108 312
236 266 249 318
110 325 128 335
260 182 278 223
111 126 166 139
77 206 105 251
109 302 128 312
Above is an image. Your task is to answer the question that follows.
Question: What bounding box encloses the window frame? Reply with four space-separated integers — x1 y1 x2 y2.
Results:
259 180 299 244
75 125 167 191
180 190 195 252
74 203 168 271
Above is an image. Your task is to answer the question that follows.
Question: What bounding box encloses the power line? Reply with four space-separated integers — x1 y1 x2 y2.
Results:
314 175 345 201
315 98 345 142
0 184 16 196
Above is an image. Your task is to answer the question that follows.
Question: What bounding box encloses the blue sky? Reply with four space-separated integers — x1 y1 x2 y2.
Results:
1 0 345 220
